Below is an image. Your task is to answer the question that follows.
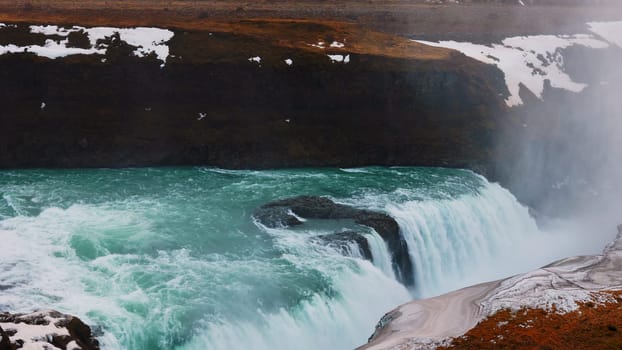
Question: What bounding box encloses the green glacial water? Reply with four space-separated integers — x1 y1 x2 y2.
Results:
0 166 569 349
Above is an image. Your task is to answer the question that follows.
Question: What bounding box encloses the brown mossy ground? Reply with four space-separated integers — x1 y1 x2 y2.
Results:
441 291 622 350
1 0 620 45
0 12 452 62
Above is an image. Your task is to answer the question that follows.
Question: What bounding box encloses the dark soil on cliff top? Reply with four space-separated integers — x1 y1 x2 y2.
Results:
0 0 620 43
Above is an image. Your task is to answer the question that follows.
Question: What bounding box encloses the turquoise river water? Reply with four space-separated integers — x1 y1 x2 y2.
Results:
0 167 612 349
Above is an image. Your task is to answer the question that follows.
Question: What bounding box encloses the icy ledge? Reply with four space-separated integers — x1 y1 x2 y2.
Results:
414 21 622 107
358 224 622 350
0 310 100 350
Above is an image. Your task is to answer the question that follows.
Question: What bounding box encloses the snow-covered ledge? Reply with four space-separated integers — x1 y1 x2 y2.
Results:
0 310 99 350
358 224 622 350
0 24 174 67
414 21 622 107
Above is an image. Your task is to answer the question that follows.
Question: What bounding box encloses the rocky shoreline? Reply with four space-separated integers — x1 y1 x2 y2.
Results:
0 310 99 350
358 224 622 350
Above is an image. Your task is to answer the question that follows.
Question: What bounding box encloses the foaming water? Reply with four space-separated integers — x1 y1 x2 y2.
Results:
183 221 410 350
0 167 607 349
365 231 396 280
185 261 409 350
386 182 539 297
384 177 616 298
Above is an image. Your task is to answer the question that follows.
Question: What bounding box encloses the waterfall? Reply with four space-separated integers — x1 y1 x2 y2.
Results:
2 167 606 350
386 180 540 297
365 230 396 280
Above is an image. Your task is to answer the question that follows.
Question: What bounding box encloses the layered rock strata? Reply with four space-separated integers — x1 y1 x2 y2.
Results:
0 18 507 175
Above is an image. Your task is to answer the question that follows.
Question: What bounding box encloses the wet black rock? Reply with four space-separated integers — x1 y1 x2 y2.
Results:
354 212 413 286
254 195 414 286
258 196 360 225
252 206 304 228
314 231 373 261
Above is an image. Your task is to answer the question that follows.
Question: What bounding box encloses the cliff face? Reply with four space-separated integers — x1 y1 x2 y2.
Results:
0 19 507 172
1 2 619 210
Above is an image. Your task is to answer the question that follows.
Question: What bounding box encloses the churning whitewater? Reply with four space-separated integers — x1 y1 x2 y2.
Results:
0 167 608 350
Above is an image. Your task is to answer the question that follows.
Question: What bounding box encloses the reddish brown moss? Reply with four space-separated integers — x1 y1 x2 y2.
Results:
440 291 622 350
0 9 451 62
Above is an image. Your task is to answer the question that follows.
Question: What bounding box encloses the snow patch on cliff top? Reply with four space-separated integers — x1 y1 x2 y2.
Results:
0 41 104 59
30 24 76 37
415 33 609 107
309 41 326 49
0 24 174 64
248 56 261 64
85 27 174 63
328 54 350 63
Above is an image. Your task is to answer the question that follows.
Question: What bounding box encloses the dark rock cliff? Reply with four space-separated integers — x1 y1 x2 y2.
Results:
0 20 508 175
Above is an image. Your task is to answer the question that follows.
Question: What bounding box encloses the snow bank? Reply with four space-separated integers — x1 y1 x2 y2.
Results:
0 24 174 64
85 27 174 62
248 56 261 64
309 41 326 49
0 40 104 59
0 309 99 350
327 54 350 63
0 310 70 350
415 33 609 106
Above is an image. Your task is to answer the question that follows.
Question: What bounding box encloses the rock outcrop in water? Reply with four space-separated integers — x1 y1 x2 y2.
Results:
313 231 373 262
0 310 99 350
254 195 414 286
359 224 622 350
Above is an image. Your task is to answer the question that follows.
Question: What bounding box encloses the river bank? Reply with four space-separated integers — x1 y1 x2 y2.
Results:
359 224 622 349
